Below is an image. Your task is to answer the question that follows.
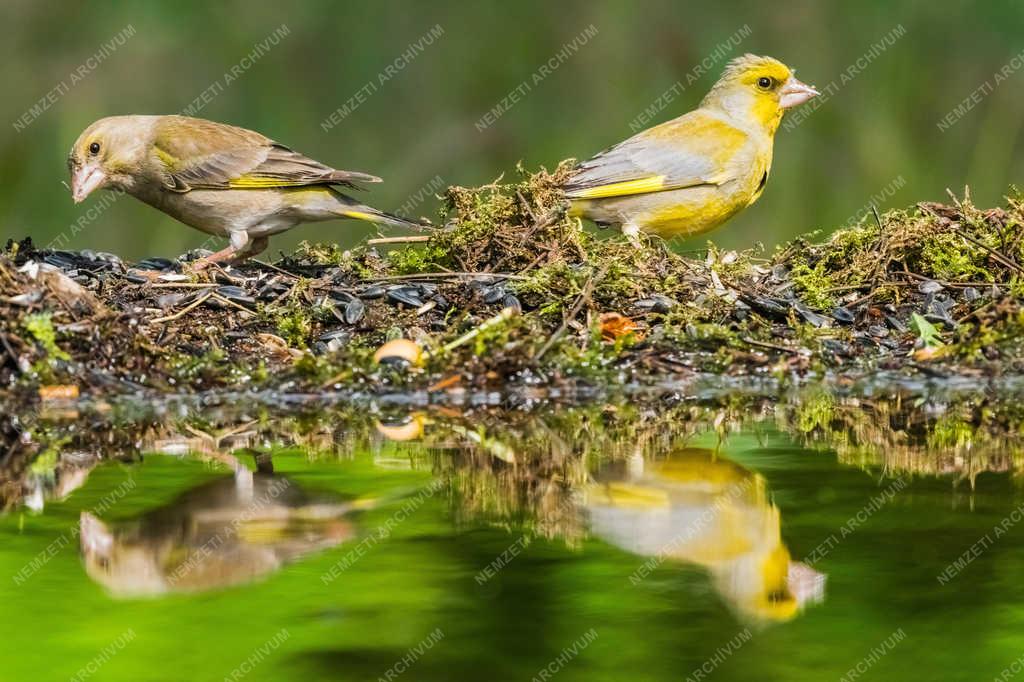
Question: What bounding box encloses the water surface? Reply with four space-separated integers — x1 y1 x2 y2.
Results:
1 402 1022 681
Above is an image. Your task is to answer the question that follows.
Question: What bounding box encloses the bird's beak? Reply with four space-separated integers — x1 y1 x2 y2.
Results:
779 76 820 109
70 164 106 203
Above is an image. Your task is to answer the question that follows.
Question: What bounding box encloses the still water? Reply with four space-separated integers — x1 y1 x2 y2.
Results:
1 399 1023 681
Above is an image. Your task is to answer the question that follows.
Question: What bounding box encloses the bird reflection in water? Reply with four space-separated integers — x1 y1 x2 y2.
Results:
375 415 825 623
80 457 357 597
585 447 825 622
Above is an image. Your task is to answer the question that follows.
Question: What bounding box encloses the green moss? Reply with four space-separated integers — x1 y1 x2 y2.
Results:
23 313 69 361
276 305 313 348
387 244 448 274
789 262 836 310
920 233 990 281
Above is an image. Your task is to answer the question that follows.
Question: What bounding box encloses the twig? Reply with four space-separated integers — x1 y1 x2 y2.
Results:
367 236 433 246
956 299 996 325
0 333 20 371
149 283 219 289
250 259 301 279
149 291 212 324
209 294 256 315
535 265 608 360
742 337 804 354
367 271 530 282
431 307 517 358
957 229 1023 272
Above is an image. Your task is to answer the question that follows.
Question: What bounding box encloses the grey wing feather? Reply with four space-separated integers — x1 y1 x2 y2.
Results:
563 112 737 198
164 144 381 192
253 145 383 187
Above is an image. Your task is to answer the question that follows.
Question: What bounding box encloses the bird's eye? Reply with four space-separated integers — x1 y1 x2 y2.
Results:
89 142 101 155
757 77 774 89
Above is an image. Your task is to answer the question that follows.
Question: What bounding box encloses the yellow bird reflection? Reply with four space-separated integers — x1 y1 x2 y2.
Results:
584 447 825 623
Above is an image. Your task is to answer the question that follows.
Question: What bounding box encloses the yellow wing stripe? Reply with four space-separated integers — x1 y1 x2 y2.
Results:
568 175 667 199
228 176 313 189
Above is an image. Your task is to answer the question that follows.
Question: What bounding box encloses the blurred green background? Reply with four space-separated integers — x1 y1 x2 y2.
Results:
1 0 1022 260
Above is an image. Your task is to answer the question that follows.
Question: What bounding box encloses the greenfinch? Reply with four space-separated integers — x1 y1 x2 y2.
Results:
68 115 424 268
564 54 819 246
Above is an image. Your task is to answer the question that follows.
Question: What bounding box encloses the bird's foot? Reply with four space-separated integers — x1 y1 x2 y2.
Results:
125 268 170 283
183 243 242 274
622 223 643 249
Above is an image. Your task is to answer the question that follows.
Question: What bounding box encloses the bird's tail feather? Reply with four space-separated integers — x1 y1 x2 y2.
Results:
328 188 431 231
340 205 432 231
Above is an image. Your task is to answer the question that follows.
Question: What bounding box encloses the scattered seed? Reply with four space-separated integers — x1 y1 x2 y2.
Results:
344 298 365 325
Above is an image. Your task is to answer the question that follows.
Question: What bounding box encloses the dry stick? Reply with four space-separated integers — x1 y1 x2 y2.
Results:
956 299 996 325
429 307 517 358
368 271 530 282
366 236 433 246
149 291 212 324
250 259 301 279
958 230 1023 272
209 294 256 316
742 337 804 354
149 283 219 289
0 333 20 370
534 265 608 360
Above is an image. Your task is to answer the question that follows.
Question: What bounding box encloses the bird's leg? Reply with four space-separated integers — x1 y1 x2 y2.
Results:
622 222 643 249
188 244 239 272
189 231 254 271
235 236 269 262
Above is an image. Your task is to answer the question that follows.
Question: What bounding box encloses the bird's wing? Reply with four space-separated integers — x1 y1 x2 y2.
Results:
151 116 381 192
563 110 747 200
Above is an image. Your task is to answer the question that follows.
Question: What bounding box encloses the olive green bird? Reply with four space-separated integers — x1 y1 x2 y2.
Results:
68 115 424 268
563 54 820 247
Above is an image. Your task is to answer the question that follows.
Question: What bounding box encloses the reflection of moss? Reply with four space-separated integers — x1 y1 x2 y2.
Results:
795 390 836 433
784 395 1024 479
28 444 60 476
927 415 975 450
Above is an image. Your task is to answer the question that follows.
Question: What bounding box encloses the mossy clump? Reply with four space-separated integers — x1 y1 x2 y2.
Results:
5 169 1024 401
23 313 69 361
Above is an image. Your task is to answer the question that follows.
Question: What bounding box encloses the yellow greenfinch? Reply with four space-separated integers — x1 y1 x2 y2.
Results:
564 54 820 246
68 115 424 268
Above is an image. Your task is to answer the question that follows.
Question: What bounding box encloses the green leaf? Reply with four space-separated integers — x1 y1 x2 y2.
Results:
911 313 944 348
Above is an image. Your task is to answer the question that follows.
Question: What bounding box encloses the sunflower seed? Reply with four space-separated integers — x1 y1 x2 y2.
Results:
359 285 386 300
831 306 855 324
387 287 424 307
344 298 365 324
215 286 256 305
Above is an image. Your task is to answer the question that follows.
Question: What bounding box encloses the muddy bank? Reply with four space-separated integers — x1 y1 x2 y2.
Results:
3 166 1024 407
